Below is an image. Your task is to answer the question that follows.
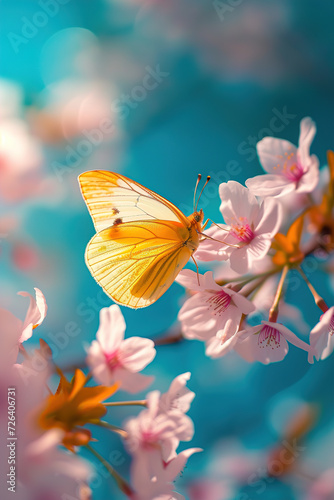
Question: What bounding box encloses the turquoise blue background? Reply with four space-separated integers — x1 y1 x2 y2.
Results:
1 0 334 498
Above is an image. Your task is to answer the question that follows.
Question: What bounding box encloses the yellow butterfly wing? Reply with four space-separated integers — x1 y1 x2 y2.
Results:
78 170 189 232
85 220 193 308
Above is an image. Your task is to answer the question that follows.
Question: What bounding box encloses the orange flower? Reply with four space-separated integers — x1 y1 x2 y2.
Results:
38 368 118 450
307 151 334 250
272 214 305 266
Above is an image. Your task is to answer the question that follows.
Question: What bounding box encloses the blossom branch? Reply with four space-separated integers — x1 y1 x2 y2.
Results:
269 265 289 321
104 400 147 407
298 266 329 313
85 443 133 497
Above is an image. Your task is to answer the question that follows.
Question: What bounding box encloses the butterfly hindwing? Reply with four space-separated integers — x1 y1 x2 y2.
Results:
78 170 189 232
85 220 192 308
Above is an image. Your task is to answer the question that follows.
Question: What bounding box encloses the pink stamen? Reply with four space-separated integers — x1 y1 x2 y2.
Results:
104 351 122 370
207 291 232 316
141 430 160 450
258 325 281 349
274 150 304 182
229 218 255 243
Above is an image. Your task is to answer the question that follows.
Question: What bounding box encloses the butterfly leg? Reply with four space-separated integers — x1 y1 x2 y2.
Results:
198 231 242 248
191 254 201 286
202 218 232 231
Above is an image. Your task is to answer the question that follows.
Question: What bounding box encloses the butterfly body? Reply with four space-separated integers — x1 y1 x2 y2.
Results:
78 170 204 309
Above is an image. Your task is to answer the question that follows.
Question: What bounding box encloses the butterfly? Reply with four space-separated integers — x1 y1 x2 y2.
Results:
78 170 210 309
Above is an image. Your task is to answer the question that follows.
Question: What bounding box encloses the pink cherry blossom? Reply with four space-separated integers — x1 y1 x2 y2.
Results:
196 181 282 274
0 341 91 500
310 306 334 361
125 389 194 462
86 305 156 393
130 446 201 500
176 269 255 355
18 287 48 342
0 288 47 363
246 117 319 198
236 321 314 364
159 372 195 414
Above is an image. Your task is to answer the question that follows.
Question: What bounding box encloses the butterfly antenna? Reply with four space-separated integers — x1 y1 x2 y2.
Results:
195 175 211 211
193 174 202 212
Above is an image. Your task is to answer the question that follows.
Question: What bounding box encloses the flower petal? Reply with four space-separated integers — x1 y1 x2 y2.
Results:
268 321 313 362
219 181 259 224
256 136 297 174
18 287 47 342
253 197 282 236
246 174 295 198
96 305 126 353
196 225 231 262
114 369 154 393
165 448 202 482
296 157 319 194
159 372 195 414
298 117 316 154
120 337 156 371
230 291 256 315
205 334 239 358
310 307 334 361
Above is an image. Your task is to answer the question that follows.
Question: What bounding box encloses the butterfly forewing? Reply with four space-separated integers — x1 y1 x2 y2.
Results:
78 170 189 232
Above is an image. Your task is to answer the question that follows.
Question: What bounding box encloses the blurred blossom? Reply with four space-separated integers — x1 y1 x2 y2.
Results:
187 479 228 500
87 304 156 393
11 241 40 272
207 439 264 490
130 447 201 500
0 339 91 500
159 372 195 414
307 468 334 500
125 388 194 462
0 287 47 357
125 373 199 499
18 288 47 343
0 119 45 202
31 79 120 144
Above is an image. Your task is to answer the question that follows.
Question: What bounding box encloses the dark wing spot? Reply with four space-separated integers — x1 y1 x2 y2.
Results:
113 218 123 226
112 208 120 215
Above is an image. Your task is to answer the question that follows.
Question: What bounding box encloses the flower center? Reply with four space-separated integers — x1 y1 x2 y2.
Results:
104 351 122 370
229 218 255 243
258 325 281 348
141 430 161 450
206 290 232 316
274 150 304 182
